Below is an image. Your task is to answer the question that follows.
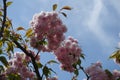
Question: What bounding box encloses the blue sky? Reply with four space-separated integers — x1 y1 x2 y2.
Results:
2 0 120 79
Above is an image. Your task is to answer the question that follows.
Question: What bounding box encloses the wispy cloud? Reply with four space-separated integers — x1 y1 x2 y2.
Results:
86 0 113 46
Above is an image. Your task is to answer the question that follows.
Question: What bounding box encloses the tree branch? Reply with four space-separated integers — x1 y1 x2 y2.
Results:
80 65 90 80
13 40 42 80
1 0 42 79
0 0 7 39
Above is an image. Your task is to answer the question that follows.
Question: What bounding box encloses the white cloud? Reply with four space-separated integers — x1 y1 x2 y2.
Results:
86 0 113 46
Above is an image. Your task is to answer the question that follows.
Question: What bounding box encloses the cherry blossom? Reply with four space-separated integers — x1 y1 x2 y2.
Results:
5 52 36 79
30 11 67 51
54 36 82 72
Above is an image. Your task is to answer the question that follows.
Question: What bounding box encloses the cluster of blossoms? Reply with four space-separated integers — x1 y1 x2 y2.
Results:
30 11 67 51
85 61 120 80
54 36 82 72
5 52 40 80
85 61 109 80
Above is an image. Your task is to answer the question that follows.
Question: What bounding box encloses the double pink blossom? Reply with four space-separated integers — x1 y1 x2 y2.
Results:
30 11 67 51
6 52 37 79
85 61 120 80
85 61 109 80
54 36 82 72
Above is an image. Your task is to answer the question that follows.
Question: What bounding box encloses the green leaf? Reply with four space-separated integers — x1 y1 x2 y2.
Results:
74 69 79 76
43 66 51 77
16 27 25 31
6 41 14 53
76 59 81 66
80 53 85 59
0 56 8 67
72 63 77 69
5 21 12 28
25 39 29 43
0 65 4 72
0 40 3 48
61 12 67 17
25 28 33 38
6 1 13 7
117 78 120 80
53 4 57 11
0 17 2 22
37 62 43 68
49 68 57 74
61 6 72 10
47 60 59 65
105 69 113 78
109 50 120 59
4 28 10 38
7 73 21 80
0 49 3 54
0 11 2 16
38 40 47 45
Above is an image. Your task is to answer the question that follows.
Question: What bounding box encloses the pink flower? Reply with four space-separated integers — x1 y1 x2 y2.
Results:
85 62 109 80
65 40 71 47
60 64 75 72
29 72 35 78
30 36 38 48
6 66 18 75
30 11 67 51
5 52 36 79
15 52 23 61
25 56 31 62
54 37 82 72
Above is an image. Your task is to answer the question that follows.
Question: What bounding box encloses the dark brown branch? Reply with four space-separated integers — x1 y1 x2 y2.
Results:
80 65 90 80
13 40 42 80
0 0 7 39
35 50 40 59
1 0 42 79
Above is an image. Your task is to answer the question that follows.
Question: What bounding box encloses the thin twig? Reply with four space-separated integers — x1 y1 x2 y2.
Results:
0 0 7 39
35 50 40 59
80 65 90 80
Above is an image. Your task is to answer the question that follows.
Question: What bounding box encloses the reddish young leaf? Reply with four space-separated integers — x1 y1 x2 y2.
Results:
16 27 25 31
61 6 72 10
